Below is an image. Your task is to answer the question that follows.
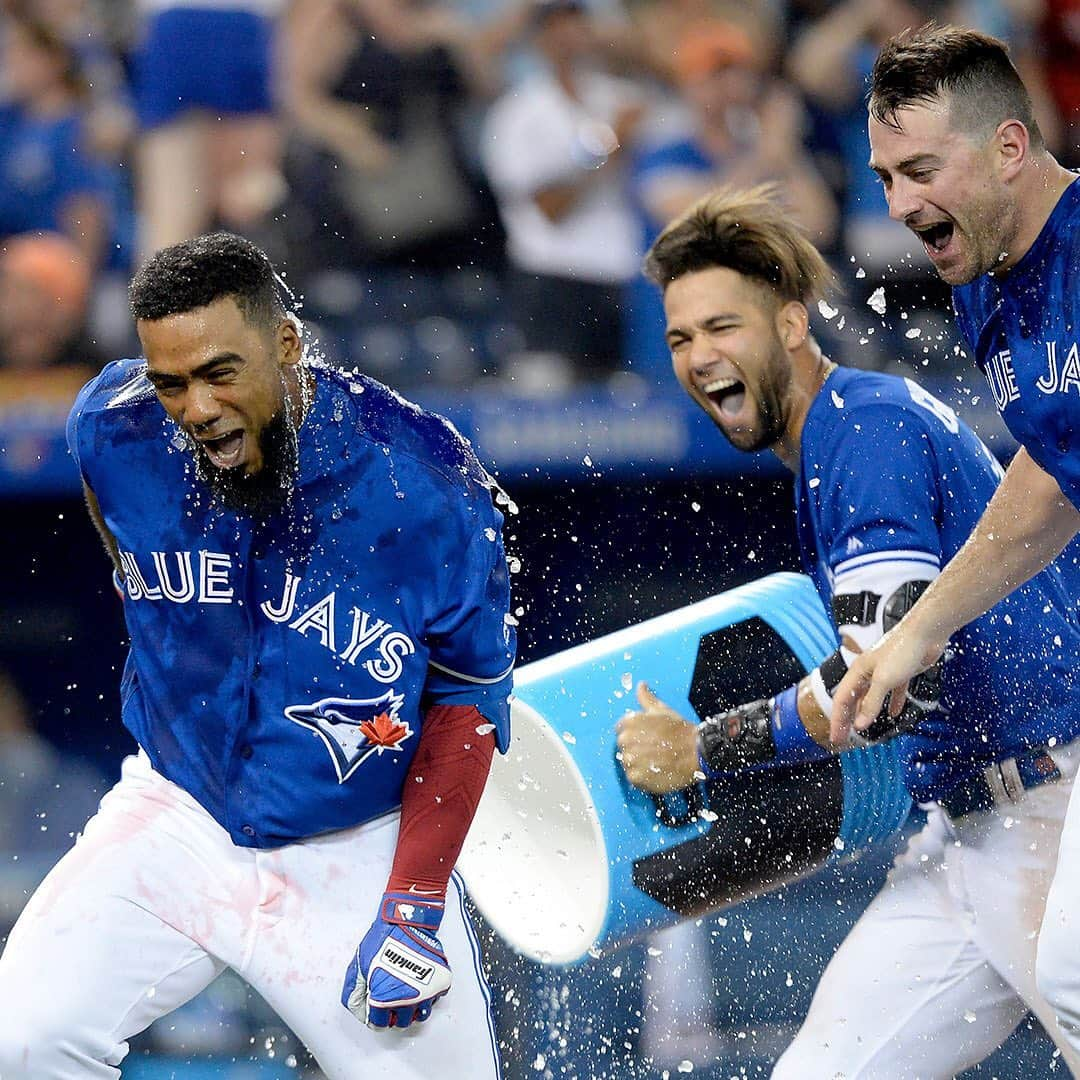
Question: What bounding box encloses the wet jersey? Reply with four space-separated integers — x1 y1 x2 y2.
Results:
67 360 515 848
953 176 1080 509
796 366 1080 801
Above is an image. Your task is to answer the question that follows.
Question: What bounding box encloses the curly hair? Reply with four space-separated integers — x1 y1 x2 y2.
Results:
129 232 285 328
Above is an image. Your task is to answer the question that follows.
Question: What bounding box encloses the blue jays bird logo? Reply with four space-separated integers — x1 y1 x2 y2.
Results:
284 691 412 783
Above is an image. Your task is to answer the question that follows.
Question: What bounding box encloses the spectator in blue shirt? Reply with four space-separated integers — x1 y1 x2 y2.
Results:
0 12 114 271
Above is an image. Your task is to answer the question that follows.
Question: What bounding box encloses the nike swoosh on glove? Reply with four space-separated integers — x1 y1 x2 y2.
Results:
342 891 452 1028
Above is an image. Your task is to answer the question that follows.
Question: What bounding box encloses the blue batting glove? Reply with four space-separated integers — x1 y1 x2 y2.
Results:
342 891 451 1029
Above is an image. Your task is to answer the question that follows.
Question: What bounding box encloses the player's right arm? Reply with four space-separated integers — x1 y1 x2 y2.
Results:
66 365 126 585
831 446 1080 744
341 472 515 1030
81 481 123 578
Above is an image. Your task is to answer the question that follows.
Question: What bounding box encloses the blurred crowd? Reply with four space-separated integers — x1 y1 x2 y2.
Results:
0 0 1076 398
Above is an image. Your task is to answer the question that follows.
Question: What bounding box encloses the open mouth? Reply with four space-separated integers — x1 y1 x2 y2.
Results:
703 376 746 418
913 220 954 255
197 430 245 470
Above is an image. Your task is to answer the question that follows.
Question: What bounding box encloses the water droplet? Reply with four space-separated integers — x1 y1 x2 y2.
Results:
867 287 887 314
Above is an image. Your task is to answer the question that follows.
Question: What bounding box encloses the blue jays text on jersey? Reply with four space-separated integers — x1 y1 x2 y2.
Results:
67 360 516 848
796 366 1080 802
953 176 1080 509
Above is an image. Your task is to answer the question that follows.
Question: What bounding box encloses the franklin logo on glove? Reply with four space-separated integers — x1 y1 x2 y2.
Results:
381 944 435 984
342 890 453 1029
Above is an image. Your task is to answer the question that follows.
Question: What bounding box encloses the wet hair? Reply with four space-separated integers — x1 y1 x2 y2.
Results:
869 22 1042 148
129 232 285 329
643 184 836 304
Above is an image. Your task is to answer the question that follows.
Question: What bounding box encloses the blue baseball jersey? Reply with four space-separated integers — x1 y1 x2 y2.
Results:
67 360 515 848
796 366 1080 801
953 176 1080 509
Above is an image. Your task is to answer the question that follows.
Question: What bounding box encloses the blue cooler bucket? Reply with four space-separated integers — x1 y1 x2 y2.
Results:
458 572 911 964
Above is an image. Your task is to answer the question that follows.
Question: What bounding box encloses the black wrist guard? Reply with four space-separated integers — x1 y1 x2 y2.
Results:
860 578 943 743
860 663 943 743
698 698 777 774
831 578 945 744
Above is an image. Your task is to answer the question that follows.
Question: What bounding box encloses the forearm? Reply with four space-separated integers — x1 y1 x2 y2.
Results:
288 94 391 168
781 159 838 246
903 448 1079 645
697 679 832 775
787 0 872 107
534 156 618 222
388 704 494 894
82 482 123 575
62 195 107 271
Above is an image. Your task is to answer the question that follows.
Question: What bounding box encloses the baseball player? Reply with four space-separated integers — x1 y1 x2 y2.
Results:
616 186 1080 1077
0 233 515 1078
823 27 1080 1049
830 27 1080 810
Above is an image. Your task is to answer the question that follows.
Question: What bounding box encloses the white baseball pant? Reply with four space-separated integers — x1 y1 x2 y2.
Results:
0 752 502 1079
1035 744 1080 1055
773 741 1080 1079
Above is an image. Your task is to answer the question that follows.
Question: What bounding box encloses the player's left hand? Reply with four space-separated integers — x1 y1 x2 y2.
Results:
342 891 452 1029
616 682 702 795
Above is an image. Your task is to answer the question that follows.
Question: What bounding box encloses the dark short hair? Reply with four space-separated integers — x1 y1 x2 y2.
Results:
643 184 836 304
869 22 1042 147
129 232 285 328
